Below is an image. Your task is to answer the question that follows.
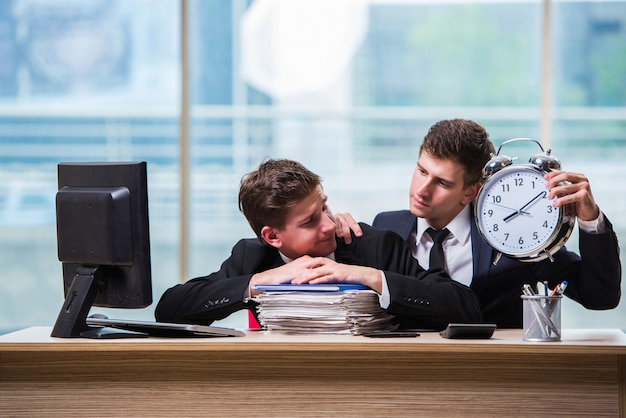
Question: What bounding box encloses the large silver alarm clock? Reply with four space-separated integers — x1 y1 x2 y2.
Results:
474 138 575 264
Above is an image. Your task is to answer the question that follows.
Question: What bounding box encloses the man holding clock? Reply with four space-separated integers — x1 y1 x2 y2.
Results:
334 119 621 328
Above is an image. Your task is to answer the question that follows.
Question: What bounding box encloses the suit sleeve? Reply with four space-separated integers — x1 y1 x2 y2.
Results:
344 224 483 330
533 214 621 310
154 239 263 325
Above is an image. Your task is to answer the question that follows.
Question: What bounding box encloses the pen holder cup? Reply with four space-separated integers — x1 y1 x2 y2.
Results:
521 295 562 342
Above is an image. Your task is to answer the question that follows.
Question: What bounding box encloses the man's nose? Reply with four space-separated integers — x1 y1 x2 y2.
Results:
416 180 432 196
322 212 336 231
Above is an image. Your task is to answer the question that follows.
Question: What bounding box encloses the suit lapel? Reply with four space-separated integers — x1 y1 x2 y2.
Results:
469 203 494 279
398 212 417 241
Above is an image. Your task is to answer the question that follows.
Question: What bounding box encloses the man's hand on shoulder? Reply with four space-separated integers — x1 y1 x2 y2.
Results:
333 212 363 244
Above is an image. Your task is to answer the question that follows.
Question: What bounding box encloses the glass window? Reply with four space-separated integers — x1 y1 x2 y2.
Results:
1 0 624 333
0 0 180 332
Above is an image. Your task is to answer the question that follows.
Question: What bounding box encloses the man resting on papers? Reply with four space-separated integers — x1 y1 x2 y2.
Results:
155 158 482 331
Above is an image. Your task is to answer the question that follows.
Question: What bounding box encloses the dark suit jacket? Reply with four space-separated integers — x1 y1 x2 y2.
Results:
372 205 622 328
155 223 483 330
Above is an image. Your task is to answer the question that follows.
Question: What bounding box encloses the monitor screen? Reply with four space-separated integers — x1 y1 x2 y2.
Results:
51 161 152 338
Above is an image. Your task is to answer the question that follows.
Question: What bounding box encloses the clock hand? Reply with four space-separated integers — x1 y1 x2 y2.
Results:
518 191 547 211
490 203 531 215
503 191 546 222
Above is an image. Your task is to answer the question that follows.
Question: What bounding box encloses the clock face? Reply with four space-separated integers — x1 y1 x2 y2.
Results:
475 165 561 257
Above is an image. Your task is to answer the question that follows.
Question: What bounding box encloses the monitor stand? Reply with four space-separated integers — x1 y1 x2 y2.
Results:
51 266 148 339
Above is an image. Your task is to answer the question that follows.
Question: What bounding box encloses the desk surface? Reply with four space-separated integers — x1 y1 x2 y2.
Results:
1 326 625 354
2 327 625 417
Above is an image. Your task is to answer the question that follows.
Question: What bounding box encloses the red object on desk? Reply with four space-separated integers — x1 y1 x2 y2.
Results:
248 309 262 329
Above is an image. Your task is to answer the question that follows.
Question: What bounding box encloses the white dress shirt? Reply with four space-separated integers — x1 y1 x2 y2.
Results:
415 205 474 286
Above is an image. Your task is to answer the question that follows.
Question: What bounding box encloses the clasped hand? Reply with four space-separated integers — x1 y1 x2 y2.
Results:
250 256 382 296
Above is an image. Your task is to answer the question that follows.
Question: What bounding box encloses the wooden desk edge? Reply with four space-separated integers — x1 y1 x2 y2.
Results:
1 327 625 355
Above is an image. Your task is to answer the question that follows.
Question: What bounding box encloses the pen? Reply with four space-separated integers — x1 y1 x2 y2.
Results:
549 281 568 297
548 281 568 314
522 283 536 296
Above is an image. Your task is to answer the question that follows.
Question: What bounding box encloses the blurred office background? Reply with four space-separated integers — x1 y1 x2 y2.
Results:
0 0 624 333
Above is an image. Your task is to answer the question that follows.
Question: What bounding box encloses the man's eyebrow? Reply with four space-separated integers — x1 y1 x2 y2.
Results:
436 175 456 186
418 162 457 186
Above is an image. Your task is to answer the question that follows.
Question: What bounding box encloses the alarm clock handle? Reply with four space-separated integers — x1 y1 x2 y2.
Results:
496 137 544 155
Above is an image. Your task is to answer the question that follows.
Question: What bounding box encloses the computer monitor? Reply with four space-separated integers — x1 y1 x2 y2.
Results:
51 161 152 338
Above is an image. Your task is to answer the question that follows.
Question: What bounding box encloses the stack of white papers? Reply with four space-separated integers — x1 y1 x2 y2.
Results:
253 285 395 335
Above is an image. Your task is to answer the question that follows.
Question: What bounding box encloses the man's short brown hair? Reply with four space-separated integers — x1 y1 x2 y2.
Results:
238 158 322 241
420 119 495 186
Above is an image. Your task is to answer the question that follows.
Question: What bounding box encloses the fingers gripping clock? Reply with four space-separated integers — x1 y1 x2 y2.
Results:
475 138 575 263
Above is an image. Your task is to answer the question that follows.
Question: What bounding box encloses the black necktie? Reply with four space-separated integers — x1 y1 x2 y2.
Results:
426 228 450 272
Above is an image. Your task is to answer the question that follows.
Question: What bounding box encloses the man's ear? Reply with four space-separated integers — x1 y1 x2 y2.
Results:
463 183 482 205
260 226 282 249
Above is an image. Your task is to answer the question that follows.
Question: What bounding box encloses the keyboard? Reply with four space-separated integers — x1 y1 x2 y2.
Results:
86 317 245 338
